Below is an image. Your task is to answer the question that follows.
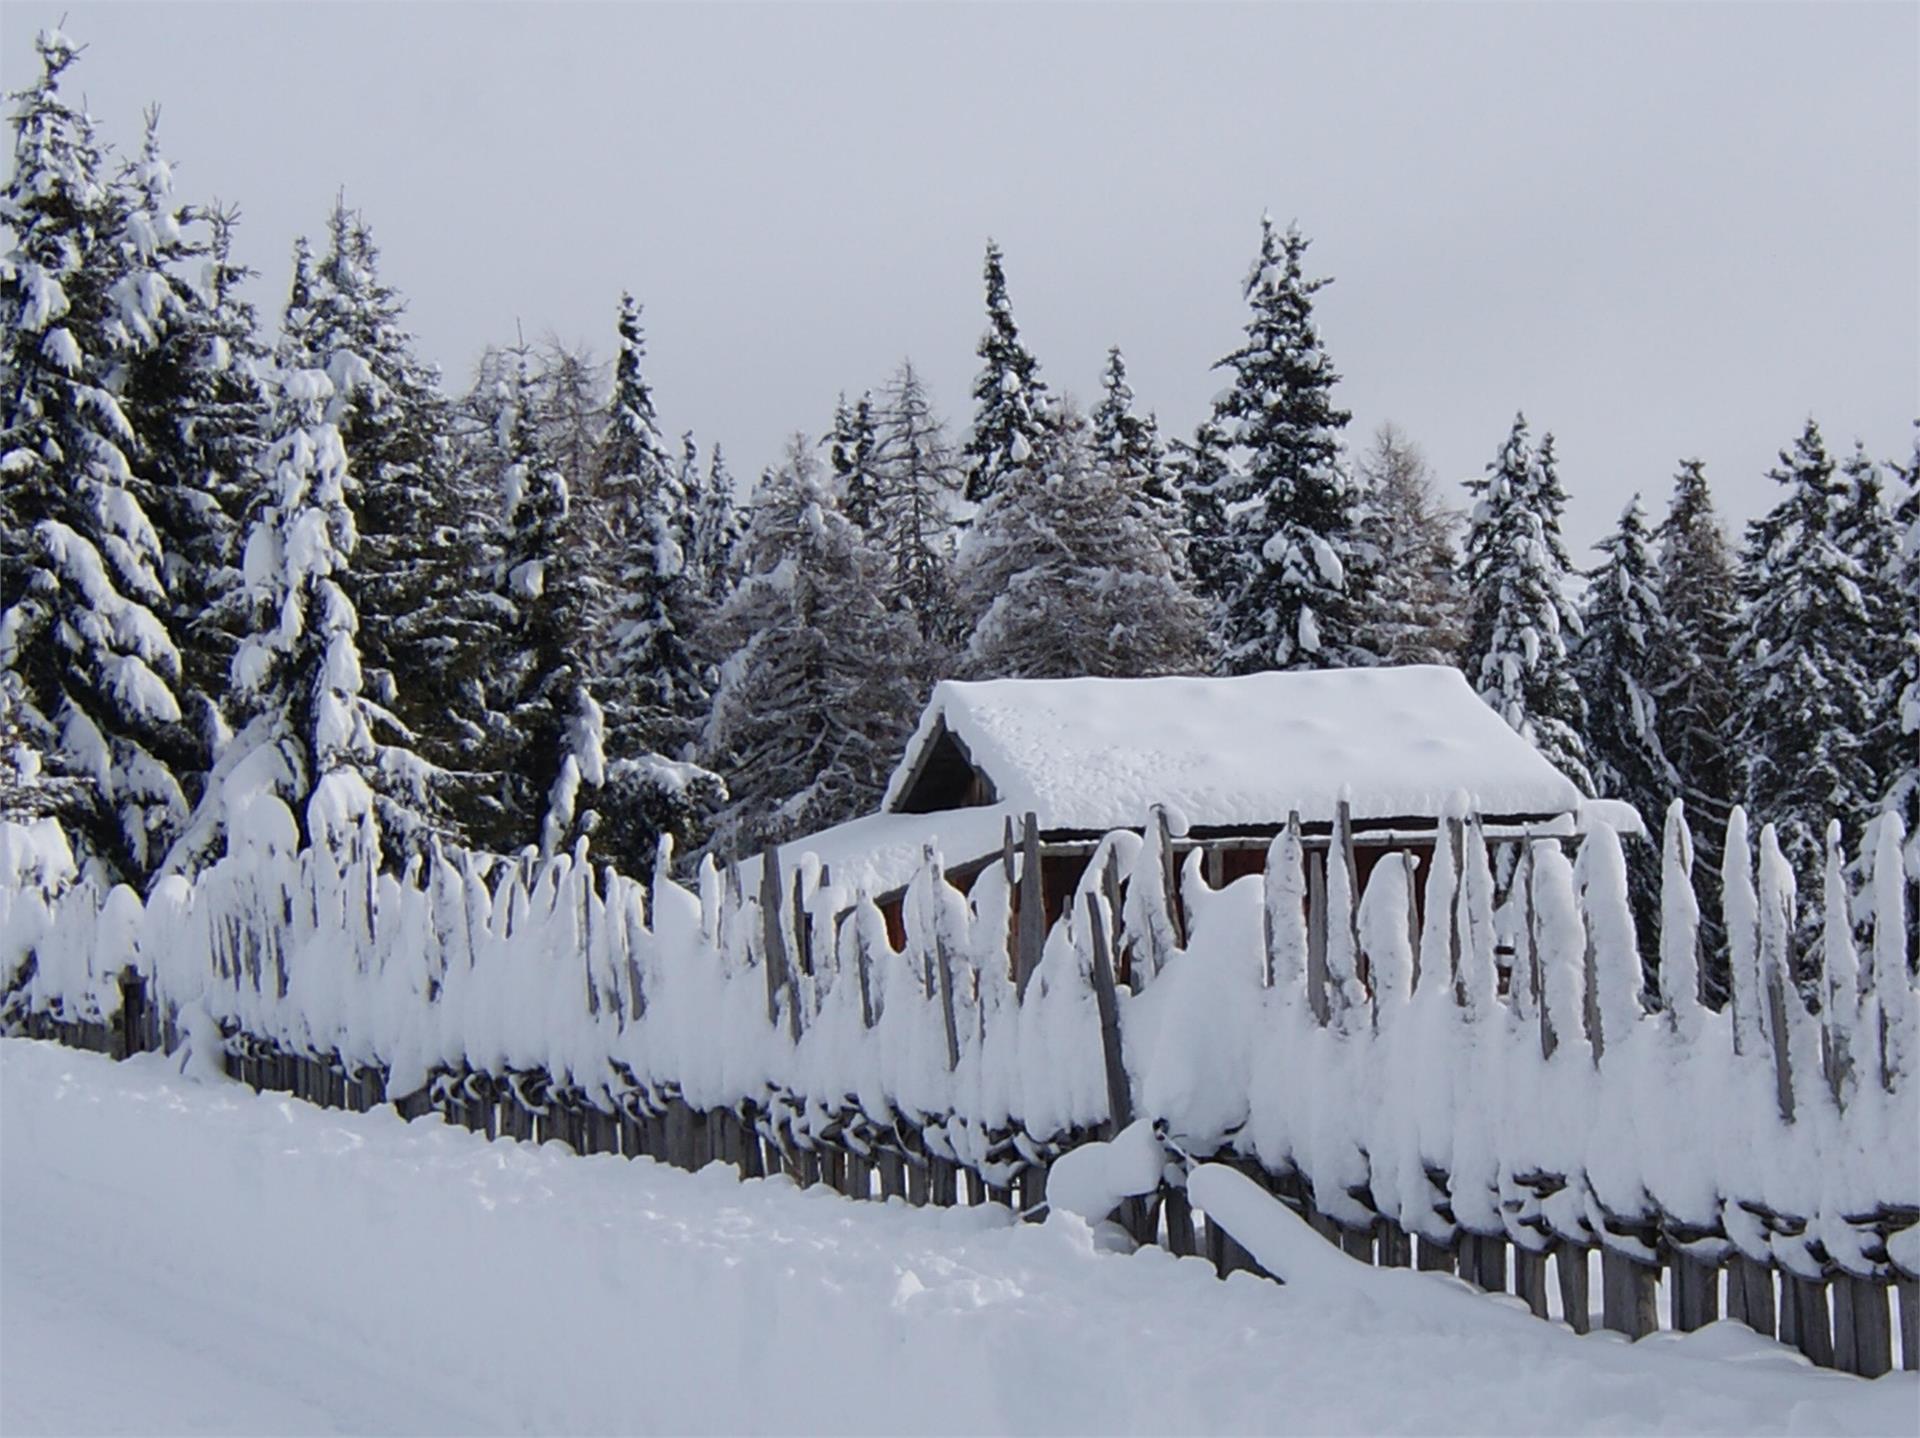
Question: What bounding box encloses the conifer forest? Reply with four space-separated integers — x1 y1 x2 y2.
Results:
2 26 1914 994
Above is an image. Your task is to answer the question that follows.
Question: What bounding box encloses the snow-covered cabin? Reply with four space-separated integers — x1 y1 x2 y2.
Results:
745 665 1604 949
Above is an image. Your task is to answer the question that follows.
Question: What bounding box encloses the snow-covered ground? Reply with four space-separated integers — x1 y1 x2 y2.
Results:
2 1039 1912 1438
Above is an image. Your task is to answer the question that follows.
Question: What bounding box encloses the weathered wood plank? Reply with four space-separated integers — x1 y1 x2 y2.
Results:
1833 1272 1893 1378
759 846 799 1041
934 927 962 1075
1018 1159 1048 1221
1556 1246 1591 1334
1730 1254 1776 1338
1670 1249 1720 1332
1306 849 1330 1027
1084 893 1133 1134
1155 806 1187 954
1163 1186 1197 1257
1898 1276 1917 1371
1334 799 1362 998
1601 1248 1657 1339
1514 1247 1551 1319
1417 1237 1457 1277
1016 814 1045 1000
1765 970 1796 1124
1786 1272 1834 1368
1377 1220 1414 1270
1467 1233 1508 1295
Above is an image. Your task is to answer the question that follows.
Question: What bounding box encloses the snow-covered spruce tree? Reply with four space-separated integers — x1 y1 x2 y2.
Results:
1578 496 1675 942
871 359 964 657
466 356 608 856
585 308 721 869
672 431 702 561
1173 415 1234 648
1091 345 1184 570
593 295 711 795
1459 415 1594 793
1832 442 1907 824
1353 421 1463 665
113 165 271 772
1206 216 1370 672
826 389 882 533
688 442 744 608
0 679 91 825
1886 427 1920 858
293 203 463 794
421 344 536 842
0 31 192 883
959 403 1206 681
701 439 921 861
187 359 403 862
1734 418 1884 940
962 240 1052 507
1648 457 1740 999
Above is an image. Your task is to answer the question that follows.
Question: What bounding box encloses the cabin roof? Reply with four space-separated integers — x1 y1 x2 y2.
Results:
882 665 1586 831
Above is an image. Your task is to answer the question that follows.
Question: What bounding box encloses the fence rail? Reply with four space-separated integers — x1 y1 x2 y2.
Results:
2 798 1914 1377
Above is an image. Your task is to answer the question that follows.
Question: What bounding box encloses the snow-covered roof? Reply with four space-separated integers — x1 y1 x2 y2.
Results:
882 666 1586 832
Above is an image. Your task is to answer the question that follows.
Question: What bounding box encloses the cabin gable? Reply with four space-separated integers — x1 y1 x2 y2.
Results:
890 717 998 814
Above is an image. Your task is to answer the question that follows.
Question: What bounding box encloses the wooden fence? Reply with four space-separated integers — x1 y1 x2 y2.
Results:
2 798 1914 1378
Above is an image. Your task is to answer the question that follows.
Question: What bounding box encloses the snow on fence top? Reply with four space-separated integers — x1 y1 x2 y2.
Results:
736 804 1017 906
881 665 1587 832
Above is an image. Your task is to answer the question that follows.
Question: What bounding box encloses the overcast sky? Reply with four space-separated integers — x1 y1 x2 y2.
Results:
5 2 1915 558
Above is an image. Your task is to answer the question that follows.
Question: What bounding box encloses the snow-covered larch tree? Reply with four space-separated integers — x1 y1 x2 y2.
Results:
1459 415 1593 794
959 404 1206 680
701 439 921 860
1353 421 1463 665
871 359 964 657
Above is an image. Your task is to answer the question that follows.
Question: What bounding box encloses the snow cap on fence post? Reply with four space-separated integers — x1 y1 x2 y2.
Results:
1756 822 1798 1123
1822 821 1860 1107
1660 800 1702 1040
1506 841 1538 1026
1416 798 1462 1000
1529 840 1584 1063
1154 803 1188 956
1327 797 1364 1030
1455 812 1497 1020
1356 846 1414 1028
1723 806 1762 1058
1123 803 1184 985
1868 811 1912 1093
1264 812 1307 995
1576 819 1641 1064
